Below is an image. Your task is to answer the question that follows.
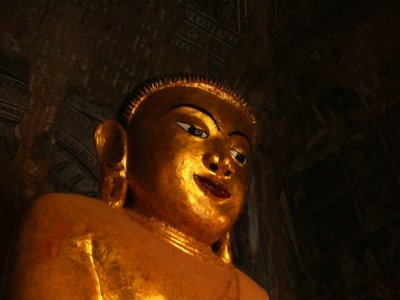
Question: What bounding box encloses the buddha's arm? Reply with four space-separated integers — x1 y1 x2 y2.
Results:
12 194 100 300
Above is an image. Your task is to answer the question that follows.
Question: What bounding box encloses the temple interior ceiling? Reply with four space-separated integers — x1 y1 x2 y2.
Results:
0 0 399 299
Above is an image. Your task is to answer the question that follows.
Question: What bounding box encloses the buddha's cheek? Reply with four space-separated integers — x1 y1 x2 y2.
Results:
155 154 207 214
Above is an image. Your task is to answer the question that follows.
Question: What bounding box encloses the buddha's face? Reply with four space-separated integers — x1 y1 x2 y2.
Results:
127 87 255 245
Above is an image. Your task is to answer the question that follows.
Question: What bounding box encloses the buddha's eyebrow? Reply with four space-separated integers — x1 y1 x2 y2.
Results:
168 104 220 131
228 131 252 149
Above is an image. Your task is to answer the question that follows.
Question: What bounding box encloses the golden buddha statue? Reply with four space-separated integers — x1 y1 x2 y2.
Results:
11 75 269 299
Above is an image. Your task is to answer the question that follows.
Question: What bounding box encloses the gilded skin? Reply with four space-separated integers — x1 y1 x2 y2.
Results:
127 87 253 245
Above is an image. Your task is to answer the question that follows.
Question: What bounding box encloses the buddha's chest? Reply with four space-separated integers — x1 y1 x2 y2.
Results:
83 232 240 300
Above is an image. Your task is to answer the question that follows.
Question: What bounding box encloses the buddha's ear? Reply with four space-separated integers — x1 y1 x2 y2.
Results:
213 232 233 264
95 120 127 208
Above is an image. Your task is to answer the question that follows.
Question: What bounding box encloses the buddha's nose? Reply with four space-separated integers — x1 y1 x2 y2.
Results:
202 152 232 177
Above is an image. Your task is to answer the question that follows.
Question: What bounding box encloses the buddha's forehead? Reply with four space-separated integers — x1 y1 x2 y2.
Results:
131 87 255 137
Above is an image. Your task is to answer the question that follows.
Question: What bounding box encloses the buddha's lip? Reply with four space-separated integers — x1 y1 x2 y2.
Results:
193 174 231 199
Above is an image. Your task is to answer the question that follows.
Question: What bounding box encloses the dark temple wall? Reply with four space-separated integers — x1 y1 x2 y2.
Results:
270 0 400 299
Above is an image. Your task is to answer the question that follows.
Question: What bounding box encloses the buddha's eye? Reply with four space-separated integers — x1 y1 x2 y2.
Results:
176 121 209 138
230 148 247 165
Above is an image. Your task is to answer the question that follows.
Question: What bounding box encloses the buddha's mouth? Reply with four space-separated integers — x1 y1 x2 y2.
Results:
193 175 231 199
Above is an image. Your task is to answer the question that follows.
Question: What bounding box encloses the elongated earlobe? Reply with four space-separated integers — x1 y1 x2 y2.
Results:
213 232 232 264
95 120 128 208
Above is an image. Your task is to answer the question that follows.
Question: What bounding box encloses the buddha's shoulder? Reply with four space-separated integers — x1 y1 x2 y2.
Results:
29 193 108 219
23 193 129 236
236 269 270 300
31 193 106 212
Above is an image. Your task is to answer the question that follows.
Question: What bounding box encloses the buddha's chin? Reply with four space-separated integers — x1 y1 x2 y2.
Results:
195 215 233 244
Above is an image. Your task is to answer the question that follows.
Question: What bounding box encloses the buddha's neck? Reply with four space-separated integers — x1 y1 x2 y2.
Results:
127 208 221 262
